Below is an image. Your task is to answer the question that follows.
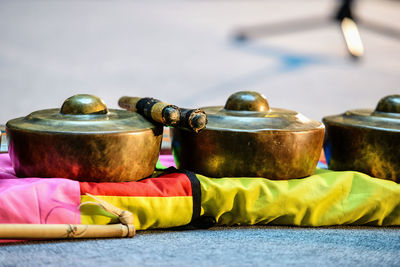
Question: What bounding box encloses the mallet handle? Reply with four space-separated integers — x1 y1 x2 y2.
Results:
119 96 181 126
119 96 207 132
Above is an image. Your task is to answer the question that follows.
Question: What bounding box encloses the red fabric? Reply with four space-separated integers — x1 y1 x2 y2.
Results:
80 172 192 197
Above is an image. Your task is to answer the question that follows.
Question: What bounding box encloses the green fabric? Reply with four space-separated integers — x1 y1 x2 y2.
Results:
156 159 166 169
197 169 400 226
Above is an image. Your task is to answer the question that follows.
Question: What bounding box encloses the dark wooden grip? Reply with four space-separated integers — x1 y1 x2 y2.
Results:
118 96 207 132
118 96 180 126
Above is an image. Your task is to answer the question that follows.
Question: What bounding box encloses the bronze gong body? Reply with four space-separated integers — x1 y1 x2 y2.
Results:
323 95 400 182
6 94 163 182
172 91 325 179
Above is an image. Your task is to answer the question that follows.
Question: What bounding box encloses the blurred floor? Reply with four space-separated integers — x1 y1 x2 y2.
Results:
0 0 399 122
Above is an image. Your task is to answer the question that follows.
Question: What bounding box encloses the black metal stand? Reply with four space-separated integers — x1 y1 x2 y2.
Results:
235 0 400 59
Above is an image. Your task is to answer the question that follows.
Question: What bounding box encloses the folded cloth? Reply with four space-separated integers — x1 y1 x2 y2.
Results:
198 169 400 226
1 153 399 234
79 169 200 230
0 153 199 231
0 154 81 225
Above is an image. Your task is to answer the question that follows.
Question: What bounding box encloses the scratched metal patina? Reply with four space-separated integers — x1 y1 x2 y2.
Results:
6 94 163 182
323 95 400 182
172 91 325 179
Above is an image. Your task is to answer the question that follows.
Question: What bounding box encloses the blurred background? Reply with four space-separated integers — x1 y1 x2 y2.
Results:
0 0 399 123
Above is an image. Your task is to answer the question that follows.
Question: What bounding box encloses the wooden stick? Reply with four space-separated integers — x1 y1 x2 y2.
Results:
118 96 181 126
118 96 207 132
0 223 134 239
0 193 135 240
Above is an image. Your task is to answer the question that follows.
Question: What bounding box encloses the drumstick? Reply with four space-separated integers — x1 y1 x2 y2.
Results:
118 96 207 132
179 108 207 133
118 96 181 126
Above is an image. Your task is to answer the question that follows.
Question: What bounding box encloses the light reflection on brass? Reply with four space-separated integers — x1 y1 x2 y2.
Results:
6 94 163 182
323 95 400 182
61 94 108 115
172 91 325 179
224 91 270 112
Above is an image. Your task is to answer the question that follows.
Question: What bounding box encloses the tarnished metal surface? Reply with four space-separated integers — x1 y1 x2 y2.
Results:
61 94 108 115
6 94 162 182
224 91 270 112
172 91 325 179
375 95 400 114
323 95 400 182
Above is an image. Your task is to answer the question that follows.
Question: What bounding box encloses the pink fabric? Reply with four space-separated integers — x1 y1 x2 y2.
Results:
159 154 176 168
0 153 81 224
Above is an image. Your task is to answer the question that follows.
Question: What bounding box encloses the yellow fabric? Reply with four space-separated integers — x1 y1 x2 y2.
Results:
198 169 400 226
80 195 193 230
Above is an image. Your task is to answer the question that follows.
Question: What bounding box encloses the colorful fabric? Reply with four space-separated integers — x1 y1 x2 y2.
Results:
1 153 399 233
80 170 201 230
157 154 176 169
0 153 199 230
198 169 400 226
0 154 81 224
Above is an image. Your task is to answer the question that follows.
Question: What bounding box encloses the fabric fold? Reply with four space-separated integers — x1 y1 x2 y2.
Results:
1 152 399 231
198 169 400 226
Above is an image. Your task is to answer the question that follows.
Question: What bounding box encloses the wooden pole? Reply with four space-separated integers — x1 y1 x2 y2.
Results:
0 193 135 240
0 223 134 239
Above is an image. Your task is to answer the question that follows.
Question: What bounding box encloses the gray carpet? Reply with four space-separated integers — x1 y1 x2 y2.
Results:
1 226 400 266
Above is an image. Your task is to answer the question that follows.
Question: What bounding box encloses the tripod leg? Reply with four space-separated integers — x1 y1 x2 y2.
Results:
359 20 400 41
234 17 331 41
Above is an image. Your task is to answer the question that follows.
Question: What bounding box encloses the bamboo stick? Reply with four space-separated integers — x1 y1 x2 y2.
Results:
0 193 135 240
0 223 134 239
